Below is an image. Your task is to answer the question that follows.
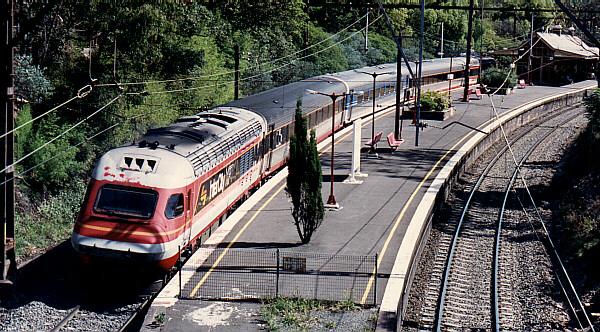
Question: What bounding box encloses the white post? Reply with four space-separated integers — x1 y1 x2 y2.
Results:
344 118 367 184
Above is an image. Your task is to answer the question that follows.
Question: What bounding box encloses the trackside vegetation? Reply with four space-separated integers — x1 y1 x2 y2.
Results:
260 297 377 331
552 89 600 299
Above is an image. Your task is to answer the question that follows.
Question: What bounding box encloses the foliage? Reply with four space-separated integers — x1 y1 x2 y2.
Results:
21 114 84 192
480 66 517 90
260 297 359 331
420 91 449 112
15 181 86 259
286 99 324 244
552 88 600 279
584 89 600 142
15 55 53 103
340 31 396 69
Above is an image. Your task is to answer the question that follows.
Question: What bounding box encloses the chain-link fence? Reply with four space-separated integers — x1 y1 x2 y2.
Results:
179 248 377 306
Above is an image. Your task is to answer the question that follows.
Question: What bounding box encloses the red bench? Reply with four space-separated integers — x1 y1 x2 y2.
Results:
365 131 383 150
387 132 404 152
469 88 482 100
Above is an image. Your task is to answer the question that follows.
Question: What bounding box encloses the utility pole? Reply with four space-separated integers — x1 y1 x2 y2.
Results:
365 8 369 51
479 0 484 77
462 0 475 102
377 2 416 141
513 12 517 39
0 0 16 286
416 0 424 146
395 33 403 140
448 55 454 107
234 44 240 100
528 12 534 84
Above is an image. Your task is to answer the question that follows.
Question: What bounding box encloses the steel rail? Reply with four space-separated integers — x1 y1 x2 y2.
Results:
50 305 80 332
434 105 581 331
493 107 584 331
115 297 152 332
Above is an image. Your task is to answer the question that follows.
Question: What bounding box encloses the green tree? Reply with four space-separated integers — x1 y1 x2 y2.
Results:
286 99 324 244
584 89 600 142
15 55 53 104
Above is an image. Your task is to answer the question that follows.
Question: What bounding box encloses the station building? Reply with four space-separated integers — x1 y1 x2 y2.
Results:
491 29 599 86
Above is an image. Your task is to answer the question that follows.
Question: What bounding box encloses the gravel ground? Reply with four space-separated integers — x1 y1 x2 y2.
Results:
0 243 154 332
0 301 140 332
402 106 588 331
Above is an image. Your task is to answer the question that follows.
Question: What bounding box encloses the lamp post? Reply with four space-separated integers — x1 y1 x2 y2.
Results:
355 70 395 156
306 89 362 209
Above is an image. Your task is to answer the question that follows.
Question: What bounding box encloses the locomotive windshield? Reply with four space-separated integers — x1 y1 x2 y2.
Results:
94 184 158 219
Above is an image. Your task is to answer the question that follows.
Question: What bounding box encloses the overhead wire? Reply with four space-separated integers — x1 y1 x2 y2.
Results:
0 84 94 140
1 93 125 175
4 14 380 176
1 112 148 187
95 13 370 88
146 14 384 96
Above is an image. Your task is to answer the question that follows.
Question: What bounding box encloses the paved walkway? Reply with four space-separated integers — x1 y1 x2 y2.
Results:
142 81 597 331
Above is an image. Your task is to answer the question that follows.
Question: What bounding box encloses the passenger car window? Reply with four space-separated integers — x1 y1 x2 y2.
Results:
165 193 185 219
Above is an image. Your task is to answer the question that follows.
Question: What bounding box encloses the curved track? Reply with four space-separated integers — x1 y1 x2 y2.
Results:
404 105 592 331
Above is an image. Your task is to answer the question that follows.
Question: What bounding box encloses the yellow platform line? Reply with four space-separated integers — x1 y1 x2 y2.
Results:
189 183 286 298
358 133 471 304
188 105 400 297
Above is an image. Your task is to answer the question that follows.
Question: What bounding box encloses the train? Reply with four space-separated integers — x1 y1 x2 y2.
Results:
71 57 480 270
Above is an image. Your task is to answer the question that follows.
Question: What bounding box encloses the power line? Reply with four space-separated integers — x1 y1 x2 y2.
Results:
1 112 148 186
96 13 371 88
0 94 124 174
147 15 384 96
307 1 600 14
0 84 94 141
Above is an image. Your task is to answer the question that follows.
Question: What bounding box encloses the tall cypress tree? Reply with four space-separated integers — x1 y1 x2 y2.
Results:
287 98 324 244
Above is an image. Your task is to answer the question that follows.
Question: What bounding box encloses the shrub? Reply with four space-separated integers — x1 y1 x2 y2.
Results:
480 66 517 90
584 89 600 142
420 91 449 112
15 181 86 259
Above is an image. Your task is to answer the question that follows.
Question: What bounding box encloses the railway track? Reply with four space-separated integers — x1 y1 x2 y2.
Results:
0 244 156 332
404 105 594 331
49 305 79 332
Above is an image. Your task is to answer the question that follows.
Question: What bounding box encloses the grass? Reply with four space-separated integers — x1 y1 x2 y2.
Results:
15 181 86 260
153 312 166 326
260 297 360 331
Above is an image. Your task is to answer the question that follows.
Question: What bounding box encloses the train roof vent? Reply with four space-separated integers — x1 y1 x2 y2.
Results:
119 155 159 173
147 127 206 143
175 115 201 123
199 113 238 124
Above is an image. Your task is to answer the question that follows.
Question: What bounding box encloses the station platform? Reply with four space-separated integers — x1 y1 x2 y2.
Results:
141 81 597 331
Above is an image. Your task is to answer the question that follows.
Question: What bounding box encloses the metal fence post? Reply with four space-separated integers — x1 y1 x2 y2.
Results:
276 249 280 298
178 245 182 299
374 253 378 307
